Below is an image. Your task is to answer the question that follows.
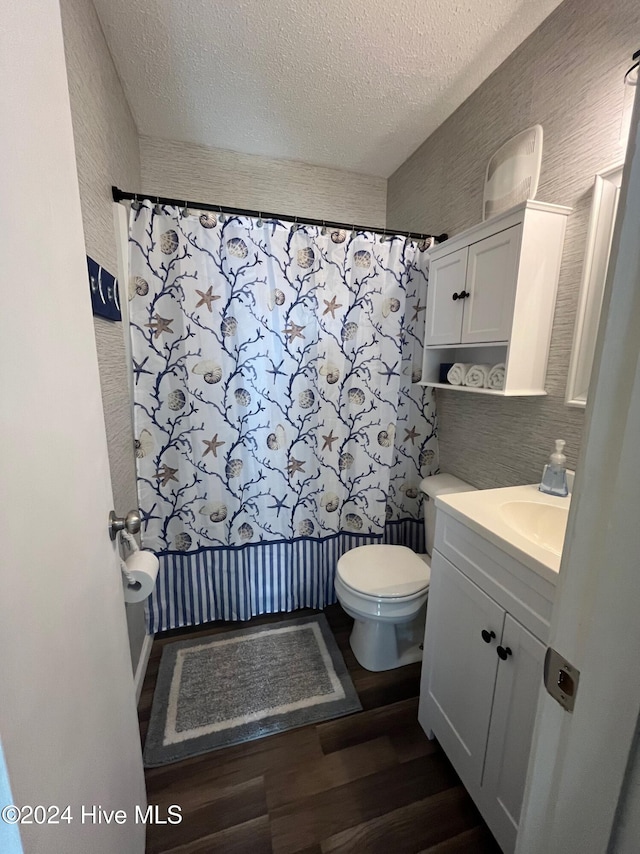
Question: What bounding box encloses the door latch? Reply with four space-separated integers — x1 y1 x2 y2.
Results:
544 647 580 712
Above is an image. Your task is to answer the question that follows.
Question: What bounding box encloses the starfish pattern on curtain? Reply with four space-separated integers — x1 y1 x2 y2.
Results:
128 204 438 631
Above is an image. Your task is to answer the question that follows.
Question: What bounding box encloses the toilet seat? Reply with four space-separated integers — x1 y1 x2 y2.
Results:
337 545 431 600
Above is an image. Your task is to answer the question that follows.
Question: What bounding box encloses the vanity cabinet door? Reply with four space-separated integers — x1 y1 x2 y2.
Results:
420 551 505 789
461 225 520 344
481 614 546 853
425 247 468 345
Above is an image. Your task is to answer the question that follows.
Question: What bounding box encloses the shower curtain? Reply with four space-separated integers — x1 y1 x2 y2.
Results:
128 203 438 632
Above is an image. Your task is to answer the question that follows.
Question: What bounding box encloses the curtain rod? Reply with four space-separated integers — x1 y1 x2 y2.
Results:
111 186 447 243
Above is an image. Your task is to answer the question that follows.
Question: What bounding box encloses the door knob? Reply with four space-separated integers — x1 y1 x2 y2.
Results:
481 629 496 644
497 645 512 660
109 510 141 541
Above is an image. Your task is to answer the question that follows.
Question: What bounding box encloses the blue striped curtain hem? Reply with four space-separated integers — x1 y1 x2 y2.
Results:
146 519 425 633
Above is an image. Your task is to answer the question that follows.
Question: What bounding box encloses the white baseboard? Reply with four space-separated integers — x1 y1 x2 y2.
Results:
134 633 154 705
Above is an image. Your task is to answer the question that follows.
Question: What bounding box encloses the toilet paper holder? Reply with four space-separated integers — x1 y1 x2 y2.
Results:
109 509 141 541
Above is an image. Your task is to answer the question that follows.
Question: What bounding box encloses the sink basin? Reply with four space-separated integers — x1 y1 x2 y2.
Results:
499 500 569 556
435 483 570 581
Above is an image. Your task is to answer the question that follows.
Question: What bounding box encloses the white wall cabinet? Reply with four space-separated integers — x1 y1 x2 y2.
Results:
426 227 520 346
421 200 571 395
424 247 469 346
419 508 556 853
462 226 520 344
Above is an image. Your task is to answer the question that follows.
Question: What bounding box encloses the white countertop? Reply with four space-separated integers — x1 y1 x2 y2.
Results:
436 484 570 584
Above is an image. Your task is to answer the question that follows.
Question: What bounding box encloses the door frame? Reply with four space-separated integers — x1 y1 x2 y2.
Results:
517 83 640 853
113 201 154 703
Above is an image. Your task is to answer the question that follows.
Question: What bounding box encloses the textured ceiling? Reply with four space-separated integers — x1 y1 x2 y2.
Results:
93 0 563 178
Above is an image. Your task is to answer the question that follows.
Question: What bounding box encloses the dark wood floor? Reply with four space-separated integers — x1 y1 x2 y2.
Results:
138 604 500 854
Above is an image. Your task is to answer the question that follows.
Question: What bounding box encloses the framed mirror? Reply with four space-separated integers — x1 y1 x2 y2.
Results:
566 162 624 408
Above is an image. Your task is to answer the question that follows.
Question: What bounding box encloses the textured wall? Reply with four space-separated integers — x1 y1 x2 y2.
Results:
60 0 147 669
387 0 639 488
139 136 388 228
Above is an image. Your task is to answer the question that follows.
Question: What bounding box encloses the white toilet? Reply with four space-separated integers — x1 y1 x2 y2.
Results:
335 474 476 671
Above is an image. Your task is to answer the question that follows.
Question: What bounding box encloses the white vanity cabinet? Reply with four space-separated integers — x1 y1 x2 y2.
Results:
419 507 556 853
421 200 571 395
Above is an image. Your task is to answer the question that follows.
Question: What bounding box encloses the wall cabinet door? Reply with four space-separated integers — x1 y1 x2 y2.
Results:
461 225 521 343
480 614 546 853
425 247 468 345
421 552 505 789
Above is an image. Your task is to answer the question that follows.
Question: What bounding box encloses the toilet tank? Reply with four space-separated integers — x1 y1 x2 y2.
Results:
420 474 476 555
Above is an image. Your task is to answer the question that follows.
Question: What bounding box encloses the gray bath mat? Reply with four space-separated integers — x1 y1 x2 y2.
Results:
143 613 362 767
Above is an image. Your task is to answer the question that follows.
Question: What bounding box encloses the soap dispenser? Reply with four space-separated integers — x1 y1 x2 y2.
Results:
539 440 569 497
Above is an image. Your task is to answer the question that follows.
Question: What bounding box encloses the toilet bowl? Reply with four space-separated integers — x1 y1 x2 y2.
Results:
335 474 476 671
336 545 431 671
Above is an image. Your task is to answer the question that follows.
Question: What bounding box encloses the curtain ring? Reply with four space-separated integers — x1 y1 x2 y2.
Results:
218 205 226 224
154 196 162 215
320 221 327 236
132 193 142 212
256 212 263 228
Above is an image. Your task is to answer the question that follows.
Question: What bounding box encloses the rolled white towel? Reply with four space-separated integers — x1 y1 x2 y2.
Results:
464 364 492 388
487 363 506 390
447 363 472 385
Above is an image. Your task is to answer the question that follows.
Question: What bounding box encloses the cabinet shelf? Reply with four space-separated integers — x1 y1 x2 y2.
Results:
421 343 511 393
425 340 508 350
419 381 546 397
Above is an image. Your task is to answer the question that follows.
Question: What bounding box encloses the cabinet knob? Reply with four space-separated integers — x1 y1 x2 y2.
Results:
481 629 496 644
452 292 460 301
497 645 513 660
460 290 470 299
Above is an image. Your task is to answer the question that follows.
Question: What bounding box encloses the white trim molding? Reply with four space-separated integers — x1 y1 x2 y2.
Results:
565 162 624 407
